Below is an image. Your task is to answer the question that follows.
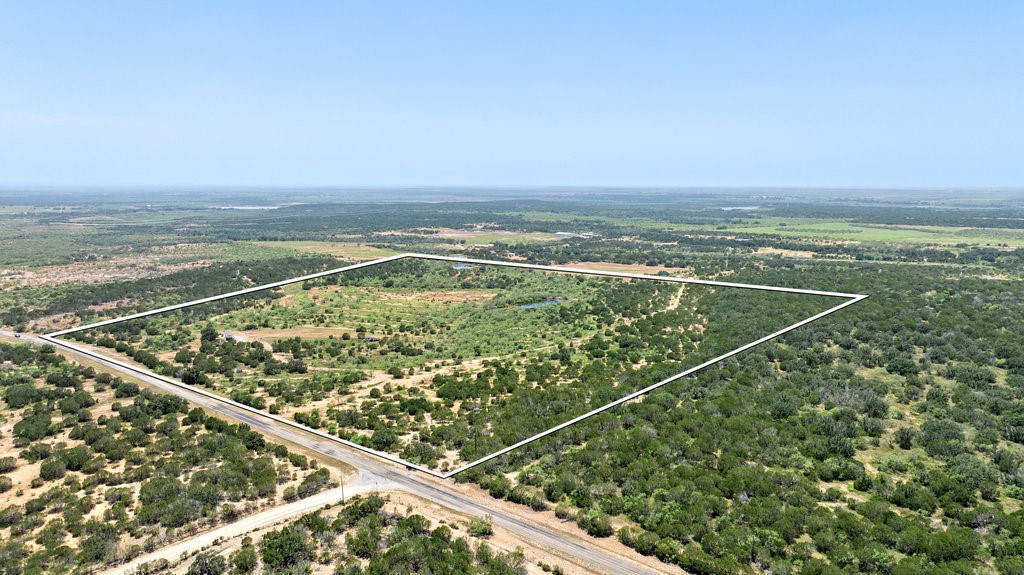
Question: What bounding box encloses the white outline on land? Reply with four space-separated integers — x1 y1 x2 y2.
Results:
43 253 867 478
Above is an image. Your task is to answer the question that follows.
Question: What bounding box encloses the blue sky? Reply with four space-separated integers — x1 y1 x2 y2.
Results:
1 1 1021 187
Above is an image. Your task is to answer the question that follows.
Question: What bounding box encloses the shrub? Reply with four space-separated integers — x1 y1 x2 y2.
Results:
296 468 330 498
927 525 980 562
187 552 227 575
345 525 381 559
576 508 613 538
468 515 493 537
39 459 67 481
114 382 140 398
231 544 258 574
261 526 315 570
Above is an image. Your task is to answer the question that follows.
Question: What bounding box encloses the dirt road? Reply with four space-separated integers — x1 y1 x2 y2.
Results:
99 480 383 575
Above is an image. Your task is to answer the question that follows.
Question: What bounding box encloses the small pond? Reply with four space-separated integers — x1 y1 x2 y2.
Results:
519 299 562 309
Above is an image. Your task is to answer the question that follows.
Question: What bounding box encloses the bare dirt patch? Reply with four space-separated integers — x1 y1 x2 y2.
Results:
234 327 356 346
28 297 138 330
66 216 126 223
566 261 692 276
379 289 496 304
756 247 817 259
2 256 212 288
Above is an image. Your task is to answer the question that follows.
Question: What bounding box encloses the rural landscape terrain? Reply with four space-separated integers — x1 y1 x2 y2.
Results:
3 188 1024 575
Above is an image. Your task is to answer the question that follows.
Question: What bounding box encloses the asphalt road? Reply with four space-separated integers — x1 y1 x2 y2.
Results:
3 331 671 575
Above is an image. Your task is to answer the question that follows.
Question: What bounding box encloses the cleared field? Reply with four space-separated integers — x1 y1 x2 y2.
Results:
565 261 691 275
253 240 401 260
375 227 569 245
502 210 1024 246
696 218 1024 245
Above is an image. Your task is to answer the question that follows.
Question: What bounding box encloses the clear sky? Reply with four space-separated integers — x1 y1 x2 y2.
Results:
1 1 1021 188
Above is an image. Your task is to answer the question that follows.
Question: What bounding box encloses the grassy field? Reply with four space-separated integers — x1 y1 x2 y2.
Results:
688 218 1024 246
504 210 1024 246
105 259 636 373
253 240 402 260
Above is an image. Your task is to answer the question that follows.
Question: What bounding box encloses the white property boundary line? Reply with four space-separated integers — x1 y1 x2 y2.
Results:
44 253 867 479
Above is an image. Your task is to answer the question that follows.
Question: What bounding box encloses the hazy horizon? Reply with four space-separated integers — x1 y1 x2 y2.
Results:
2 1 1022 188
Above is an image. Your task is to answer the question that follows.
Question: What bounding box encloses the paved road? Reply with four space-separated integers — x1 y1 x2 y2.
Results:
2 331 670 575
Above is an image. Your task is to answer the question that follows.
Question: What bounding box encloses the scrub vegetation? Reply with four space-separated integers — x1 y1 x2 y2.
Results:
68 257 835 471
4 188 1024 574
174 493 528 575
0 342 333 574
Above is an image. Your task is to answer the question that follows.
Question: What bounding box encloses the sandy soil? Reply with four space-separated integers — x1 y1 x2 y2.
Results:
664 285 686 312
755 247 817 259
818 481 868 504
0 255 211 288
0 382 123 510
253 241 398 261
565 261 692 276
0 374 323 542
100 484 366 575
66 216 127 223
380 289 497 304
31 297 138 330
373 226 561 242
234 326 355 346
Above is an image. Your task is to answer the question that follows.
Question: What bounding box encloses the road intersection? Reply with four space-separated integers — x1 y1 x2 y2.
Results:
2 330 669 575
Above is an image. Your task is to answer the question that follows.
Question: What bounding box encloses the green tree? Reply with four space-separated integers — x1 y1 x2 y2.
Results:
260 526 314 572
230 537 257 575
187 552 227 575
894 427 914 450
346 525 381 558
927 526 980 563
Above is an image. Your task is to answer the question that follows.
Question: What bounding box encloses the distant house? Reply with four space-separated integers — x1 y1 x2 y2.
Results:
363 336 381 342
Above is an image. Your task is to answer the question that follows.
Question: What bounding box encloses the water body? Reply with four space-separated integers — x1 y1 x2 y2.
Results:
519 299 562 309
